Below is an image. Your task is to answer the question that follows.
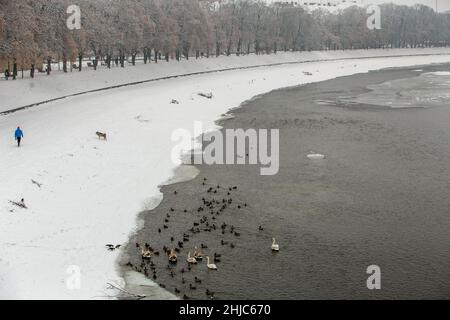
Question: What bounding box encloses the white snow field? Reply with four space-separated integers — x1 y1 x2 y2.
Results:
0 49 450 300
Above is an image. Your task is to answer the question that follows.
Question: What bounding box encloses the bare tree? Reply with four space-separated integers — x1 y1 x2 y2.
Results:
1 0 449 77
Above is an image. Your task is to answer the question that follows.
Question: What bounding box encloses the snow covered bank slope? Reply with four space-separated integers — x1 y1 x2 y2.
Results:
0 52 449 299
1 48 450 114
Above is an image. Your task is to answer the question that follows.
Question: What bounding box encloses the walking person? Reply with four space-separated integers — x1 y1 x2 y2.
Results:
15 127 24 147
5 69 10 80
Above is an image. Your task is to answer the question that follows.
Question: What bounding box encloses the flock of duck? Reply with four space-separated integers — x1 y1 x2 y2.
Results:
125 177 280 300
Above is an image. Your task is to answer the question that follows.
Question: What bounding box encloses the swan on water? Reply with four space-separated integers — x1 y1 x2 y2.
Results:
168 249 177 263
271 238 280 252
206 256 218 270
141 248 152 259
193 246 204 260
187 251 197 264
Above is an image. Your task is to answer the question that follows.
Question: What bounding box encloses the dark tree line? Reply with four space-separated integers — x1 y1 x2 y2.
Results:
1 0 449 78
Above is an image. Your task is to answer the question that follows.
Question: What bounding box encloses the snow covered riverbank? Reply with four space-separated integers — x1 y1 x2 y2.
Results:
0 49 450 299
1 48 450 113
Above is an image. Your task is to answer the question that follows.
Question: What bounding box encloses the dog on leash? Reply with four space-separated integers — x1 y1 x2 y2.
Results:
96 131 107 140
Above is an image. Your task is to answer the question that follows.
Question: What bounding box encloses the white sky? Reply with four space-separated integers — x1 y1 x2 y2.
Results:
365 0 450 12
267 0 450 12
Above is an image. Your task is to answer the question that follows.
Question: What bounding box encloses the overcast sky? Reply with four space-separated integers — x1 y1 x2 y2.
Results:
364 0 450 12
268 0 450 13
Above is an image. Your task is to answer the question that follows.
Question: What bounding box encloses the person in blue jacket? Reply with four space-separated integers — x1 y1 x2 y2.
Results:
15 127 24 147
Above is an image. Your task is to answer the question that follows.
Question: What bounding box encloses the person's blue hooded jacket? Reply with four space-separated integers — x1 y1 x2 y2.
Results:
15 127 23 139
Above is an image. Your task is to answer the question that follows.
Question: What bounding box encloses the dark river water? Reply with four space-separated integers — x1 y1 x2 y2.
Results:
127 64 450 300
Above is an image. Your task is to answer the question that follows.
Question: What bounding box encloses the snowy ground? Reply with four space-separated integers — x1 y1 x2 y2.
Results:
2 48 450 113
0 49 449 299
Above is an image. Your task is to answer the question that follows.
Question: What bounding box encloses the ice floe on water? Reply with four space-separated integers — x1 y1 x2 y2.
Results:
307 153 326 160
429 71 450 76
352 70 450 109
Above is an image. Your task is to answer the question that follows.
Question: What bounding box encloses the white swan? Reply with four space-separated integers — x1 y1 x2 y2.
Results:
206 256 217 270
271 238 280 252
187 251 197 264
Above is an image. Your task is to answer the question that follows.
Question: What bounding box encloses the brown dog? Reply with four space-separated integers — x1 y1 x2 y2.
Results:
96 131 107 140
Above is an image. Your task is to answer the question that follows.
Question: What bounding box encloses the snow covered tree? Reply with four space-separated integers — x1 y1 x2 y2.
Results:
1 0 449 77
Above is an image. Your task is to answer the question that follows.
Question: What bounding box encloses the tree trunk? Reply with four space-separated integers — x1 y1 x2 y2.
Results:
78 53 83 71
63 55 67 73
46 58 51 75
30 63 35 78
131 53 136 66
237 39 242 56
13 61 17 80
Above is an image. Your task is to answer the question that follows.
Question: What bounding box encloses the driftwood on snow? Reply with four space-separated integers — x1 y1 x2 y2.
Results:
9 200 28 209
198 92 213 99
106 282 146 300
31 179 43 188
